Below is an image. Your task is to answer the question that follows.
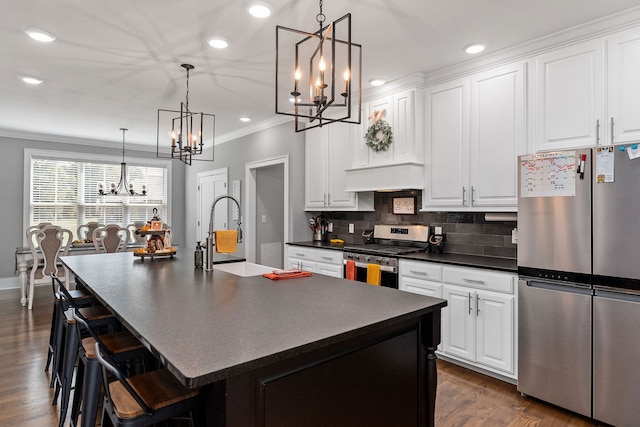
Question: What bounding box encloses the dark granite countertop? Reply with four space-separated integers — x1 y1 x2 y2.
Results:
287 241 516 272
60 252 446 388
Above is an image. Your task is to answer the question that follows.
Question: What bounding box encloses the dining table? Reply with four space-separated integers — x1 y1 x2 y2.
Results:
14 242 147 307
61 252 447 426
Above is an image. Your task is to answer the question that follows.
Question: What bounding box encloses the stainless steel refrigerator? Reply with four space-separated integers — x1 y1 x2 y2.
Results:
518 146 640 424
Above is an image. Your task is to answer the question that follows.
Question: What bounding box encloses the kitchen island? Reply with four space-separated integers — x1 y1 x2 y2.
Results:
61 252 447 426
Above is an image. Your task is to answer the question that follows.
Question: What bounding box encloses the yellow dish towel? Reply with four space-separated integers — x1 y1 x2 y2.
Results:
366 263 381 286
215 230 238 253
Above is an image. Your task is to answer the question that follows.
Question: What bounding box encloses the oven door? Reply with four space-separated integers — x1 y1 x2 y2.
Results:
344 261 398 289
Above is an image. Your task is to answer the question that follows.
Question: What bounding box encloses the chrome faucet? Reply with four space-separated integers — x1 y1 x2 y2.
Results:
205 195 243 271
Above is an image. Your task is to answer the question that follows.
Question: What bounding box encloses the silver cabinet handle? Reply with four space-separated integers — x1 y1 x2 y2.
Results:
410 270 428 276
471 186 475 206
463 278 485 284
320 256 332 261
611 117 615 144
468 293 472 315
596 119 600 144
323 193 327 207
462 186 467 206
327 193 331 206
476 294 480 316
295 253 306 257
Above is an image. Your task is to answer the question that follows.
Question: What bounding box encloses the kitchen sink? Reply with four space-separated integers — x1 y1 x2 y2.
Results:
214 261 273 277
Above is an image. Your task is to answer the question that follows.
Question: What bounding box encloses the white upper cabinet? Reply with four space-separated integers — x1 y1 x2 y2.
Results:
531 39 605 151
366 95 394 166
423 63 524 211
607 28 640 144
469 63 525 207
423 78 469 208
304 125 374 211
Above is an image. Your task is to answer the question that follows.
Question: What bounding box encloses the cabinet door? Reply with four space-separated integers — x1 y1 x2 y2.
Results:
608 29 640 144
392 89 417 163
367 96 394 165
470 63 524 207
442 285 475 362
305 127 327 210
532 40 605 151
316 263 343 278
424 78 469 208
287 257 316 272
326 123 357 208
475 291 514 374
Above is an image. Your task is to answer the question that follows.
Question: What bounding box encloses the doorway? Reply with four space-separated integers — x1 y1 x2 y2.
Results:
196 168 228 244
245 157 289 266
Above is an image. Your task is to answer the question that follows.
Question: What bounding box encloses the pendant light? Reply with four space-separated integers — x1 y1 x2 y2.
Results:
97 128 146 196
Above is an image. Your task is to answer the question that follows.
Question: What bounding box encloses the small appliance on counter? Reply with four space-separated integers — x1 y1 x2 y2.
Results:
427 226 445 253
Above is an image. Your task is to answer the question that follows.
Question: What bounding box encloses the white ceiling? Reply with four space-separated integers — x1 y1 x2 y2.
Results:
2 0 640 149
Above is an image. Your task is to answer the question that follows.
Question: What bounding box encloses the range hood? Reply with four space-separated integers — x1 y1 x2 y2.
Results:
344 162 424 192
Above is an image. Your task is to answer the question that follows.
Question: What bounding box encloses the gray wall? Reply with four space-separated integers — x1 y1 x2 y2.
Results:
1 135 186 281
185 122 307 256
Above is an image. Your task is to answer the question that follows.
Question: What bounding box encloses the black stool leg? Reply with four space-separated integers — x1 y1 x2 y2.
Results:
58 318 79 427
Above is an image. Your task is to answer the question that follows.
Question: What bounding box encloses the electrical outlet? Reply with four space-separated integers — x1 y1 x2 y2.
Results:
435 226 442 235
512 228 518 244
348 224 354 234
328 222 333 232
261 215 267 223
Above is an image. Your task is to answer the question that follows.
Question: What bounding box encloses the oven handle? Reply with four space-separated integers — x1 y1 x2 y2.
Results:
343 260 397 273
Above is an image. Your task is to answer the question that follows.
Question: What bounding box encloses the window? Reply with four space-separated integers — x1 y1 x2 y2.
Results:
26 149 171 242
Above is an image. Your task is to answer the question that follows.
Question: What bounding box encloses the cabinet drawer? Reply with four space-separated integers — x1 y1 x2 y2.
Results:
443 266 514 294
315 249 343 265
288 246 317 260
400 260 442 281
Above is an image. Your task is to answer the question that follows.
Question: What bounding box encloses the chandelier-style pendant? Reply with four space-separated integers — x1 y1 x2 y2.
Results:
157 64 215 165
97 128 147 197
276 0 362 132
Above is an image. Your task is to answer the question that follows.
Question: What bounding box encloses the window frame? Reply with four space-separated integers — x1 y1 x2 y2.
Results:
23 148 172 245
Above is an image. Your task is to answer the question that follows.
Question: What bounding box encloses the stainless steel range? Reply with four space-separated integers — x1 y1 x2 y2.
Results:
343 224 429 288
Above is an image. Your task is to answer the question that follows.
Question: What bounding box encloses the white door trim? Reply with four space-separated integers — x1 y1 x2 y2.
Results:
196 167 228 243
245 156 289 263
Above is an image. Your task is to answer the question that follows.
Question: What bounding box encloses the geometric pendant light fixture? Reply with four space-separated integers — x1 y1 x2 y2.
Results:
157 64 215 165
275 0 362 132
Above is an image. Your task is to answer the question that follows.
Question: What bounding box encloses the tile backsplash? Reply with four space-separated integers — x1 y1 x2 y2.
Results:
312 191 517 259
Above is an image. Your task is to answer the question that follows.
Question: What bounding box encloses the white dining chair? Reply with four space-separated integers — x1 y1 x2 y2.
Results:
93 224 130 253
26 225 72 310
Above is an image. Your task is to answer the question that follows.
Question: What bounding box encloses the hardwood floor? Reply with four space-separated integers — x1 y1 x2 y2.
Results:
0 285 606 426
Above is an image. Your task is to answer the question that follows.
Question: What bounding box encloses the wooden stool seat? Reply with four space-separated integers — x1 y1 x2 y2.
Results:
109 369 199 419
82 331 144 358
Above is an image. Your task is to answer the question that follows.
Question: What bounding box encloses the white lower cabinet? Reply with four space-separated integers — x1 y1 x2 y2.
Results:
399 259 517 379
285 246 343 278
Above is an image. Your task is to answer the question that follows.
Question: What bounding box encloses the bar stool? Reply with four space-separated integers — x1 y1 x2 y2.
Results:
51 275 117 427
94 341 205 427
69 305 150 427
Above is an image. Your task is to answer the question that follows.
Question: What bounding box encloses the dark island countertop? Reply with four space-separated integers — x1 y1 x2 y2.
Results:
287 241 517 273
60 252 446 389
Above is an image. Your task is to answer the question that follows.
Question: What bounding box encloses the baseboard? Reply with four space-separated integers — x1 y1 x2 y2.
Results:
437 353 517 385
0 277 20 291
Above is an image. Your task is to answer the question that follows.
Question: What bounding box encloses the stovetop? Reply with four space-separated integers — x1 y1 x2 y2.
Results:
343 244 426 256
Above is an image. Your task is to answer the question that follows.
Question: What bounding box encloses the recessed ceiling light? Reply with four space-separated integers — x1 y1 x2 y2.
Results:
20 76 43 85
25 28 56 42
208 38 229 49
240 117 251 122
247 2 272 18
465 44 486 54
369 79 386 87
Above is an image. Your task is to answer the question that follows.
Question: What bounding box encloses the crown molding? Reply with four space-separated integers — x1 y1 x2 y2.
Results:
214 115 293 144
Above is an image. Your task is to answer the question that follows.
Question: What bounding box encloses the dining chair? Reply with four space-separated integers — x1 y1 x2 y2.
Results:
26 225 73 310
93 224 130 253
94 341 205 427
77 221 102 242
127 221 147 243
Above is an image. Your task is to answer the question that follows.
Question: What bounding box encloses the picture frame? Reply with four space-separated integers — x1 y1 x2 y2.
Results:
392 197 416 215
150 220 163 231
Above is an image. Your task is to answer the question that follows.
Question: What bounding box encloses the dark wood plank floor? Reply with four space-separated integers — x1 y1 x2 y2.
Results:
0 285 605 426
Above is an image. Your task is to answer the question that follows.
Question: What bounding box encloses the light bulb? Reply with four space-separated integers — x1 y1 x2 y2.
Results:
295 67 301 81
319 56 326 72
